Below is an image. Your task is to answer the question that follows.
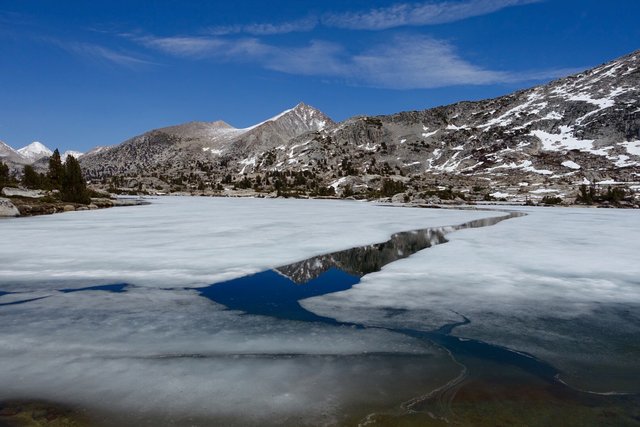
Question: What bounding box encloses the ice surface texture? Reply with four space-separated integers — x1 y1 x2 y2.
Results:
0 197 496 425
0 197 497 289
303 206 640 393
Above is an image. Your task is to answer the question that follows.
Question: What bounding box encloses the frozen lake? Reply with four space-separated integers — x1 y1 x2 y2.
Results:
0 197 639 426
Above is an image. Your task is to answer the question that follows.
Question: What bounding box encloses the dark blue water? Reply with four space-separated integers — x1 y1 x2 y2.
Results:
0 284 128 306
195 268 359 323
196 264 561 386
0 296 49 307
60 283 129 293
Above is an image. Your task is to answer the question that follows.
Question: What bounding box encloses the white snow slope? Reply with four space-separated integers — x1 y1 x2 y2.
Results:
17 141 53 162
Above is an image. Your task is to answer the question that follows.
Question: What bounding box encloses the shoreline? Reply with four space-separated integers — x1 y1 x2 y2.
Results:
0 400 90 426
0 195 150 218
2 185 637 219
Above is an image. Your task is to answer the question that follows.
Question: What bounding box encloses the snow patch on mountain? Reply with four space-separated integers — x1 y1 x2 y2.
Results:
62 150 84 162
17 141 52 162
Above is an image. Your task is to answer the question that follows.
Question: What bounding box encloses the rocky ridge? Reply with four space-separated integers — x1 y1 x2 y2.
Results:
80 102 333 180
75 50 640 205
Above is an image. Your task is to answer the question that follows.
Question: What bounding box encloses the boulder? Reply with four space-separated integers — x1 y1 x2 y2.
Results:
1 187 45 198
0 198 20 217
62 205 76 212
391 193 408 203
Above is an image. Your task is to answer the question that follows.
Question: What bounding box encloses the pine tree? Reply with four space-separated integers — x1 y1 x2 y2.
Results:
60 155 90 204
48 149 64 190
22 165 41 189
0 161 9 190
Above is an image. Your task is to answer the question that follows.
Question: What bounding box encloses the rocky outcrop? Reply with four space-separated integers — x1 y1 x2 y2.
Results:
1 187 45 198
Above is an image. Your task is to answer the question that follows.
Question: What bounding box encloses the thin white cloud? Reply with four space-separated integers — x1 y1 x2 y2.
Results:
134 34 348 75
207 17 318 36
47 38 154 68
135 33 572 89
70 43 154 68
136 36 229 57
199 0 541 36
351 36 508 88
324 0 542 30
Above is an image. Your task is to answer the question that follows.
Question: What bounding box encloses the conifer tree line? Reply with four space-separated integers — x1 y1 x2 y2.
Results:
0 149 90 204
0 161 10 190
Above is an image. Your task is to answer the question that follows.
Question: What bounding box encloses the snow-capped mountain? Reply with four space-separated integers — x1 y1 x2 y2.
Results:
0 140 29 171
17 141 53 162
79 49 640 203
1 141 85 173
1 140 23 162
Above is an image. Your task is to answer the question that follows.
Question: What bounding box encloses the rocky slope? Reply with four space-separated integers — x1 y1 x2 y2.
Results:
80 102 333 181
79 50 640 205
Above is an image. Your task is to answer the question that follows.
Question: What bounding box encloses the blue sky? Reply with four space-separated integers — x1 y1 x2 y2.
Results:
1 0 639 152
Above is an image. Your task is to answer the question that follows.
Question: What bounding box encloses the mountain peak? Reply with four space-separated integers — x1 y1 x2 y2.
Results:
210 120 235 129
241 103 333 133
293 101 311 110
17 141 53 162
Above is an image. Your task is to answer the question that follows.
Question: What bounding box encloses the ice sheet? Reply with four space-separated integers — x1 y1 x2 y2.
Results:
0 197 497 424
0 197 497 289
0 287 458 424
302 206 640 393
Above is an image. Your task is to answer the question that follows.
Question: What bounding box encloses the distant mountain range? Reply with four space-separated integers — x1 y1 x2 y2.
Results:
3 49 639 204
0 141 83 170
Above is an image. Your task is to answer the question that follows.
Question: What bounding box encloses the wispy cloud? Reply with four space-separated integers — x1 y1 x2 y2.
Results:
207 17 319 36
350 36 508 88
133 33 570 89
324 0 542 30
65 42 154 68
40 36 155 69
133 34 348 75
195 0 542 37
135 36 229 58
